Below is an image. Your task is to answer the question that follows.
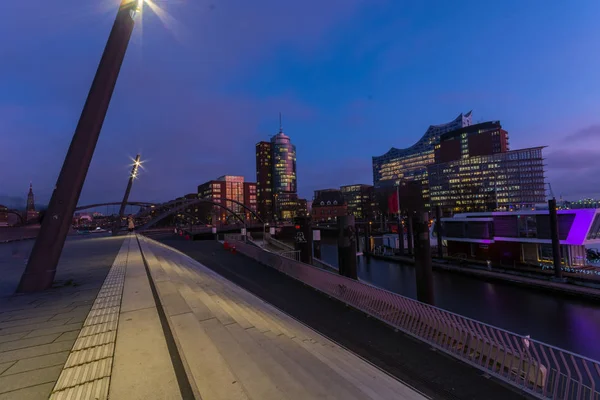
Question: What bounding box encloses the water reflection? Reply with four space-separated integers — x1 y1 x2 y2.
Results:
319 239 600 360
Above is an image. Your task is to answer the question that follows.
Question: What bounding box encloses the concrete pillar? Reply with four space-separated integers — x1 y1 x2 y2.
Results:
293 216 312 264
313 229 321 259
414 211 434 305
407 213 414 256
337 215 357 280
435 205 444 258
548 198 563 279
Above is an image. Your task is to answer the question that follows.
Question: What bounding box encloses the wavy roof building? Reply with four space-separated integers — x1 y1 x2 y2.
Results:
372 111 473 191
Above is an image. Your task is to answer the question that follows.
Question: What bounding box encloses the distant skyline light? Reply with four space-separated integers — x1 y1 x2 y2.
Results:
1 0 599 206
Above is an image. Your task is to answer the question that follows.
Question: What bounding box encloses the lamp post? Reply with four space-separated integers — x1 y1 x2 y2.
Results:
113 154 141 236
18 0 143 292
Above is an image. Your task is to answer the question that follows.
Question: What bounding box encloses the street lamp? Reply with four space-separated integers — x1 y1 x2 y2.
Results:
112 154 142 236
18 0 143 292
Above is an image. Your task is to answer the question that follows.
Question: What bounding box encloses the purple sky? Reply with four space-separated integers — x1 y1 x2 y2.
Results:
1 0 599 208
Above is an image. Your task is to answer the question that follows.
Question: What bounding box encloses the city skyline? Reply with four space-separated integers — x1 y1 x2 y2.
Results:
1 0 600 205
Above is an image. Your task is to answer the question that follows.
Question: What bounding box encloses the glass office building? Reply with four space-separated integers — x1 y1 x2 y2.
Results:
428 147 547 213
372 112 472 205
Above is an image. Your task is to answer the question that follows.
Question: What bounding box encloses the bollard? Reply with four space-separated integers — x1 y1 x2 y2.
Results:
407 213 414 257
293 216 313 264
548 198 563 280
337 215 357 280
313 230 322 259
397 215 405 256
435 205 444 259
414 211 434 305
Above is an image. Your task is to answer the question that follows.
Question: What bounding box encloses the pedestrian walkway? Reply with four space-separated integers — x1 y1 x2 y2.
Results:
0 235 125 399
138 235 429 400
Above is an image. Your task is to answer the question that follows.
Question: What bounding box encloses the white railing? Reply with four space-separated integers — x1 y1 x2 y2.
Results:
226 237 600 400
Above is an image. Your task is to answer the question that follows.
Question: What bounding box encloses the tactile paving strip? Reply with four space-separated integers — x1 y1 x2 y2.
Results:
49 236 131 400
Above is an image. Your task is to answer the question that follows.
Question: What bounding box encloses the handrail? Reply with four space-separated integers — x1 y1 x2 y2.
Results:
278 250 301 262
265 233 294 251
226 237 600 400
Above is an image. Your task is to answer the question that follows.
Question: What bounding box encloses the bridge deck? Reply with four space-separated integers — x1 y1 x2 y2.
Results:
138 235 428 400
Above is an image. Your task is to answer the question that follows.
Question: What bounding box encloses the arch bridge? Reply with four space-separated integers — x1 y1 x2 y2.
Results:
139 197 263 230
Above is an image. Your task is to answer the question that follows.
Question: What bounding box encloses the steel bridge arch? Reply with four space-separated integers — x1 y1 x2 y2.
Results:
141 197 263 224
139 198 254 230
6 210 24 225
74 201 156 212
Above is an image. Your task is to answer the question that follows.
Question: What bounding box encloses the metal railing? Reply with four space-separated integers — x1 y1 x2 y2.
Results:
279 250 301 262
226 237 600 400
224 233 245 242
264 233 294 251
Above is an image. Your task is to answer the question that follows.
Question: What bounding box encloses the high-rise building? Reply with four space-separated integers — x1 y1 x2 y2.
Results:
340 184 375 221
372 112 472 205
256 141 273 221
197 176 258 223
26 183 38 222
256 116 298 221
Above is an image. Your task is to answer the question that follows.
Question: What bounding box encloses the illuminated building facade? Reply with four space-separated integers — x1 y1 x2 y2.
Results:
256 120 298 221
428 147 546 213
256 141 273 220
434 121 509 163
312 190 347 222
441 209 600 268
340 184 375 221
197 176 257 223
372 111 472 205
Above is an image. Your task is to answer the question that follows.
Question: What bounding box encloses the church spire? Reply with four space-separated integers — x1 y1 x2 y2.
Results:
27 182 35 212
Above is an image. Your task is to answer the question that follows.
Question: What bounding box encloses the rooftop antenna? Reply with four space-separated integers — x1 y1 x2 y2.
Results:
279 112 283 133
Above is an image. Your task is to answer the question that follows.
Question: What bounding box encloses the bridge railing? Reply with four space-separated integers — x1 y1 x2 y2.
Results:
226 237 600 400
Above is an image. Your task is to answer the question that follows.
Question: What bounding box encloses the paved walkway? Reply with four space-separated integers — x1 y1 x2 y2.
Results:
0 235 125 399
139 235 428 399
161 238 531 400
1 234 438 399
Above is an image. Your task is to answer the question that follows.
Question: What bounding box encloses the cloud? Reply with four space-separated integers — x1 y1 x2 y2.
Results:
545 149 600 170
564 124 600 142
